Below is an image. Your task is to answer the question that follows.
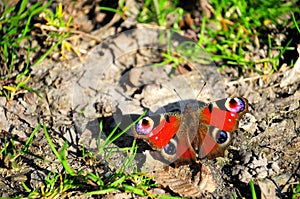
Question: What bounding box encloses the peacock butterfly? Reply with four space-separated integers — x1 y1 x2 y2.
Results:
132 97 248 164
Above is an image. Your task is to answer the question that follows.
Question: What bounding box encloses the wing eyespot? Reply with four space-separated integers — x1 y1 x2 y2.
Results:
210 127 231 146
225 98 246 113
135 116 154 135
162 138 177 156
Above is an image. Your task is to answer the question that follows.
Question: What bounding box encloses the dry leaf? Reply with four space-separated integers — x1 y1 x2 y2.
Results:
143 151 216 198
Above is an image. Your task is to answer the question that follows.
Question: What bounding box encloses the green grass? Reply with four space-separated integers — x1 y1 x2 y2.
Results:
199 0 299 73
0 111 180 198
0 0 50 99
99 0 127 20
152 37 212 76
28 117 157 198
1 114 261 198
131 0 300 74
1 0 298 94
0 0 50 72
249 179 257 199
137 0 184 29
99 0 185 29
0 0 72 100
293 181 300 199
0 124 41 168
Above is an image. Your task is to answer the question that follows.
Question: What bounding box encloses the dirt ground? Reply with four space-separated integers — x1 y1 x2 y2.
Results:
0 0 299 198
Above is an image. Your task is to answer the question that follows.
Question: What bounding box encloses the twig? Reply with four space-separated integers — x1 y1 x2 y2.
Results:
35 23 103 42
226 75 264 86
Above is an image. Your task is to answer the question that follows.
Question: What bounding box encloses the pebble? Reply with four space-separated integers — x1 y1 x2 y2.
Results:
233 150 281 183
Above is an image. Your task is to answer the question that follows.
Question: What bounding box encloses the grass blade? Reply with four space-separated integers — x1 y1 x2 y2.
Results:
43 123 76 176
249 179 257 199
21 123 41 152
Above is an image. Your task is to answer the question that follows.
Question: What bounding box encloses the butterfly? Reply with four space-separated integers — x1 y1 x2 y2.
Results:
132 97 248 165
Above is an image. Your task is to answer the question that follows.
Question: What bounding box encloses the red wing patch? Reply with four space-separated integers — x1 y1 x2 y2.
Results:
148 116 181 148
201 107 238 132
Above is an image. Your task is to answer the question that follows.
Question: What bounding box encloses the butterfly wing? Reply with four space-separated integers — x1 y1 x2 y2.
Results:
132 113 181 149
196 97 248 159
132 108 199 164
133 97 248 162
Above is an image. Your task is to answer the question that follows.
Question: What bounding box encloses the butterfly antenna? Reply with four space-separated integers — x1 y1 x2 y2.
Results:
196 82 207 100
172 88 183 101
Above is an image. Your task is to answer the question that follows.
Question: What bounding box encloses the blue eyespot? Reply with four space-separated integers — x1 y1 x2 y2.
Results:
164 140 177 155
216 131 228 144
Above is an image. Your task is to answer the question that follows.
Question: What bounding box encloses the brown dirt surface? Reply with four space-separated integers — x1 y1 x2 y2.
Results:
0 0 299 198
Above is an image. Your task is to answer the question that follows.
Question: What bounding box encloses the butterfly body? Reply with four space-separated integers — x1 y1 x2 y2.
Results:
133 97 248 163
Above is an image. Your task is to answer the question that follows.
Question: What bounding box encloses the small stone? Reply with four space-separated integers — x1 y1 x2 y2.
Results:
271 162 280 173
252 156 268 167
268 169 274 176
255 167 268 179
128 67 143 87
248 163 255 169
249 169 256 175
232 165 244 176
239 170 252 183
243 152 253 164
